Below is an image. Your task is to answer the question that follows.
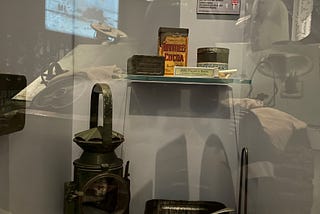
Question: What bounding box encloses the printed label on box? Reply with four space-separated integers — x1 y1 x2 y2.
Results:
158 29 188 76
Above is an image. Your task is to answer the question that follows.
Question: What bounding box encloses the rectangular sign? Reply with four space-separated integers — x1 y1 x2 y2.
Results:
197 0 241 15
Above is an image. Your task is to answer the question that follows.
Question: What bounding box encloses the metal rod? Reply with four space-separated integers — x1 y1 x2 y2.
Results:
238 147 248 214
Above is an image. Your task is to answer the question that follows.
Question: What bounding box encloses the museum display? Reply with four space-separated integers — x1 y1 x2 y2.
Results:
1 0 320 214
64 83 130 214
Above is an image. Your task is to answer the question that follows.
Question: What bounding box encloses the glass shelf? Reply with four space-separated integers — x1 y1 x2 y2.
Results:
126 75 251 85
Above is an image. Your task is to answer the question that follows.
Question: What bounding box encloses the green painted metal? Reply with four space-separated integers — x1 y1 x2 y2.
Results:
64 83 129 214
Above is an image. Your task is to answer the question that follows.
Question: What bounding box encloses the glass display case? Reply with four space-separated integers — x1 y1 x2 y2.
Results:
1 0 320 214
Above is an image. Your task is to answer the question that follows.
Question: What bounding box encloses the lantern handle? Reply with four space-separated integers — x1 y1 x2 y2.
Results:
90 83 112 142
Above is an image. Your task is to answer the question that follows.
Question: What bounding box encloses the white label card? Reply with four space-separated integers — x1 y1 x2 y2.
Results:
197 0 241 15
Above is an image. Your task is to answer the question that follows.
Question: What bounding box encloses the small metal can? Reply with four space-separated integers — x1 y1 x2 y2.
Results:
197 47 229 70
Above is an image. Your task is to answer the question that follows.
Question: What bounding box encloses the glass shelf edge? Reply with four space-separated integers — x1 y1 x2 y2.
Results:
126 75 251 85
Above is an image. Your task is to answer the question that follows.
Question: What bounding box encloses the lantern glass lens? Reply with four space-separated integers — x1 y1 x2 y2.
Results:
81 175 129 213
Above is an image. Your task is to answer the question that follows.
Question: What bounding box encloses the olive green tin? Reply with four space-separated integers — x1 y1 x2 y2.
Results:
197 47 229 70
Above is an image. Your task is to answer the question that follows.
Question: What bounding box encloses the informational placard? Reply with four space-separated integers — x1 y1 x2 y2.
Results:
197 0 241 15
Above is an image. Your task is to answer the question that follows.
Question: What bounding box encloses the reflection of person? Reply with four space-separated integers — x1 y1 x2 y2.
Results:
249 0 290 51
238 104 314 214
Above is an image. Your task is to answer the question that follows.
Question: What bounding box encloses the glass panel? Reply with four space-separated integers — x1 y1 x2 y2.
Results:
0 1 75 213
1 0 320 214
237 0 320 214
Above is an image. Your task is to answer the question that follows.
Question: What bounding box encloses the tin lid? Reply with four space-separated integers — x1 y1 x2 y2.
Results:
158 27 189 35
197 47 229 54
197 47 229 63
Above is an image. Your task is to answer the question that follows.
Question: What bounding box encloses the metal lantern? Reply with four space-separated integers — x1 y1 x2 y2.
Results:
64 83 130 214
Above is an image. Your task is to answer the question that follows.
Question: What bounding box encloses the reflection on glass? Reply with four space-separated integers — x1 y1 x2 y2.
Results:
238 100 314 214
249 0 290 51
82 178 119 213
45 0 119 38
0 74 26 136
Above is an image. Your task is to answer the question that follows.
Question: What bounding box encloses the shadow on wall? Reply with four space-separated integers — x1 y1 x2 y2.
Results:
154 135 189 200
120 0 180 55
153 134 236 206
130 180 153 214
129 83 231 118
200 134 236 209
